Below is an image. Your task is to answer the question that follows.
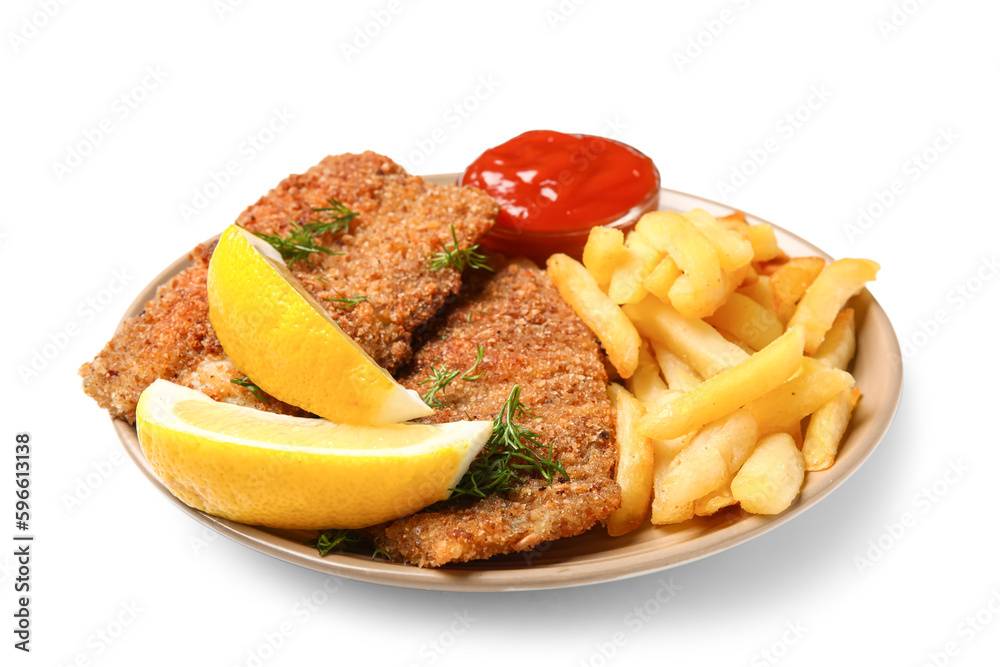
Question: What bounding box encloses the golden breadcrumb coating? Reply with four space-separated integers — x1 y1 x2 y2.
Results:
370 255 620 567
79 152 497 423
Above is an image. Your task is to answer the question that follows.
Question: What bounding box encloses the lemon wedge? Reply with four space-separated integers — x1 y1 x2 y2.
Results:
207 224 433 425
136 380 491 529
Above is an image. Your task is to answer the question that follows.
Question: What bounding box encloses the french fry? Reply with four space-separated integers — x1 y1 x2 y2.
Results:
716 211 747 231
771 256 826 324
650 432 694 518
582 226 627 289
693 407 760 517
635 211 724 295
784 419 803 448
737 274 774 310
623 297 748 379
668 264 745 320
718 329 756 355
755 254 789 276
643 254 682 302
567 211 879 532
607 231 661 305
802 386 861 471
546 253 641 378
750 357 856 437
625 343 670 406
683 209 754 271
607 385 655 536
639 326 805 441
636 210 742 318
650 341 702 392
693 486 737 516
651 408 756 524
788 258 880 354
647 390 687 479
812 308 856 370
744 224 780 262
705 291 784 351
732 433 805 514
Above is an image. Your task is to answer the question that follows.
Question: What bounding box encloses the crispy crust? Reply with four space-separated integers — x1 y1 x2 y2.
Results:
369 256 620 567
79 152 497 423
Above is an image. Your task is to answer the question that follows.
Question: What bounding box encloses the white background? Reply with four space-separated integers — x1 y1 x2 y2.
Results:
3 1 998 665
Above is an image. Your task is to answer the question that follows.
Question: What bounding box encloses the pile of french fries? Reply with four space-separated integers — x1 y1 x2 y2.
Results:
546 209 879 535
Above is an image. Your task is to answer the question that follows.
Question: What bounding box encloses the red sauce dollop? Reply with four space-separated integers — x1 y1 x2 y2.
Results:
460 130 660 262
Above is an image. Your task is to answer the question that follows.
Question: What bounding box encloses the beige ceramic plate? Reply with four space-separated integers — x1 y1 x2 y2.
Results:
113 176 902 592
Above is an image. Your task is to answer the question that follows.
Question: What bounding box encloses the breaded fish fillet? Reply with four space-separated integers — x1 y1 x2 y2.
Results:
370 255 621 567
80 152 498 423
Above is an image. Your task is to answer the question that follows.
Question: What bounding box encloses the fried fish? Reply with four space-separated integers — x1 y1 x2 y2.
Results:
371 255 621 567
79 152 498 423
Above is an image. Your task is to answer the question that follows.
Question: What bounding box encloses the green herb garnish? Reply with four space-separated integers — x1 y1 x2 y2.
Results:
309 529 393 562
371 546 393 562
449 385 568 499
419 344 485 408
230 376 270 404
309 198 358 236
310 529 357 556
251 198 356 266
427 224 492 272
323 292 369 309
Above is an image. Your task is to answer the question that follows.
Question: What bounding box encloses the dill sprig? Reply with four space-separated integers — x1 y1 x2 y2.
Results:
449 385 569 499
308 529 393 562
419 344 485 408
309 529 357 556
309 198 358 236
323 292 369 309
252 198 357 266
427 224 492 273
230 376 270 404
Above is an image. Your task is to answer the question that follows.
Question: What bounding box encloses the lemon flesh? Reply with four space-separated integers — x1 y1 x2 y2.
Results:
207 224 433 425
136 380 491 529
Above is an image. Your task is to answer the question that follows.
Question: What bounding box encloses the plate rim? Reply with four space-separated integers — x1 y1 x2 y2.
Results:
110 176 903 592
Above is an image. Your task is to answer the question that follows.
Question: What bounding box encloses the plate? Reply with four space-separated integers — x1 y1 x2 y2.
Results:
112 175 902 592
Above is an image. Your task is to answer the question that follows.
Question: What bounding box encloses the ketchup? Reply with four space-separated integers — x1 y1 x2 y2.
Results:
460 130 660 263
